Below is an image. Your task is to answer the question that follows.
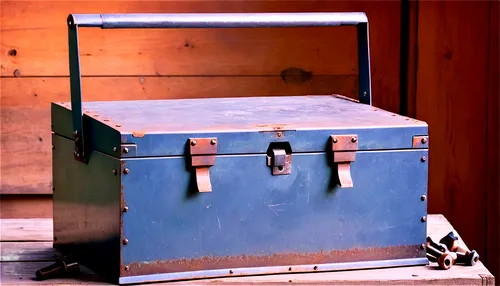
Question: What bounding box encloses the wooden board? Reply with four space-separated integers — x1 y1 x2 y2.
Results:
0 219 53 242
415 0 490 259
0 215 495 285
486 0 500 281
0 195 53 219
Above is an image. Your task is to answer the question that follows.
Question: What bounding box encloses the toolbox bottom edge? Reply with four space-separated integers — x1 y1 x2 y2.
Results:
118 257 429 285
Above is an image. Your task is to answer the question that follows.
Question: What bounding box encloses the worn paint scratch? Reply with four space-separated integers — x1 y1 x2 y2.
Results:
380 225 396 231
217 217 221 230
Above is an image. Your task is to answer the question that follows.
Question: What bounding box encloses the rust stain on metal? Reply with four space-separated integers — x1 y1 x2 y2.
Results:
412 136 429 148
256 123 291 132
132 131 146 138
332 94 360 103
189 138 217 156
121 245 423 277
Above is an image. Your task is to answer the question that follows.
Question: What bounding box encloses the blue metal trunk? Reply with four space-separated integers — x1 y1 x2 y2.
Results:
52 95 429 284
52 12 429 285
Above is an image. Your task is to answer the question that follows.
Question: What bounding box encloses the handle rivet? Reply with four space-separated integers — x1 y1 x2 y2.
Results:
191 140 197 146
351 137 357 143
210 139 217 145
421 138 427 144
333 137 338 143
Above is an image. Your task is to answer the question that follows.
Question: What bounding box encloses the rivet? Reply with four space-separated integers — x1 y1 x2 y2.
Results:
332 137 338 143
420 244 426 249
421 138 428 144
421 195 427 201
52 186 55 191
314 266 318 270
210 139 217 145
191 140 197 146
113 147 117 152
125 265 130 271
112 169 117 175
123 206 129 213
8 49 17 57
421 156 427 162
351 137 357 143
421 216 426 222
52 145 55 149
116 124 121 127
54 236 57 242
73 130 78 136
363 91 367 97
277 132 283 137
123 147 129 154
13 69 21 77
288 267 292 271
229 270 233 274
123 238 128 245
123 168 130 174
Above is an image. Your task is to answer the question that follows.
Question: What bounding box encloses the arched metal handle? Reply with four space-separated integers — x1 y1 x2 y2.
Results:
67 12 372 163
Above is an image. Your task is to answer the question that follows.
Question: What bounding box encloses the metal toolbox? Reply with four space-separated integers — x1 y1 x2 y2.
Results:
51 12 429 285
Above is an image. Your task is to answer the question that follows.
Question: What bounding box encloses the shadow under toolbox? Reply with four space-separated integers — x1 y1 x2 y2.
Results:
51 12 429 285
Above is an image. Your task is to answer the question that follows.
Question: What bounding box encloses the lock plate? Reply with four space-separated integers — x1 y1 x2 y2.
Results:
266 148 292 176
331 135 358 188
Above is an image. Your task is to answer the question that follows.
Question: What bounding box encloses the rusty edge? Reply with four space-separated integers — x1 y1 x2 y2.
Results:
132 131 146 138
332 94 360 103
120 244 424 278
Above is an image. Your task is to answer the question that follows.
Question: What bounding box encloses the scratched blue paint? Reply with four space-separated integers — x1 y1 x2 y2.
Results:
121 149 427 266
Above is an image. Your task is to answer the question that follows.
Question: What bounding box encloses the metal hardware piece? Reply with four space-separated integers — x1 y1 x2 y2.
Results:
266 148 292 175
35 257 80 281
330 135 358 188
412 135 429 148
120 144 137 157
189 138 218 192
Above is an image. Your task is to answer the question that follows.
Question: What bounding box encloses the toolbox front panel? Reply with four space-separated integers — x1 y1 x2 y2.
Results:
120 149 428 281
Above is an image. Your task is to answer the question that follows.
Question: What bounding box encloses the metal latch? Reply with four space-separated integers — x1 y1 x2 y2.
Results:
331 135 358 188
188 138 217 193
267 148 292 175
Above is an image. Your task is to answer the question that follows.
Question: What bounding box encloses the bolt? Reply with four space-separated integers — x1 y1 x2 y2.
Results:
421 216 426 222
421 195 427 201
210 139 217 145
191 140 197 146
123 168 129 174
113 147 117 152
123 206 129 213
421 156 427 162
123 147 129 154
229 270 233 274
124 265 130 271
123 238 128 245
421 138 428 144
332 137 338 143
351 137 357 143
112 169 117 175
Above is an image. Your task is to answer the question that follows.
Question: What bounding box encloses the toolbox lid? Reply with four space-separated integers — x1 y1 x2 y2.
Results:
51 95 428 158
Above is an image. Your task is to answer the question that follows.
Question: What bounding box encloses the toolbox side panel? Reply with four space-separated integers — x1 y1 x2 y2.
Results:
52 134 122 283
120 149 428 281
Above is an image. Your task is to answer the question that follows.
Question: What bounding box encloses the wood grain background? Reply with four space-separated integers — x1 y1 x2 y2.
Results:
1 0 498 281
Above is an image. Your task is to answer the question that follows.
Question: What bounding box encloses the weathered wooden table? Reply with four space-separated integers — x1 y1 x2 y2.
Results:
0 214 494 285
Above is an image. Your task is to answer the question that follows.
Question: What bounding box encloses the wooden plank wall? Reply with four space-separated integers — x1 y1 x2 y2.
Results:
413 0 499 281
1 0 402 197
